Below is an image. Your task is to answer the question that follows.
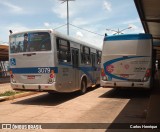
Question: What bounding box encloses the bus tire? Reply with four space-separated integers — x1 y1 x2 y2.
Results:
80 79 87 94
150 77 154 89
48 91 56 94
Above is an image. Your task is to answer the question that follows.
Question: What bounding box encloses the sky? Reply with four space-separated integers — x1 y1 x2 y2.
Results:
0 0 144 48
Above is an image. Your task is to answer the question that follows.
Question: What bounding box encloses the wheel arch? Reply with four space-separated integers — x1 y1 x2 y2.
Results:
79 74 87 89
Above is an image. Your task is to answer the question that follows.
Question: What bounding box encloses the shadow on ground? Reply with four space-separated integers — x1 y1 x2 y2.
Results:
12 87 98 106
99 88 151 132
100 88 151 99
102 72 160 132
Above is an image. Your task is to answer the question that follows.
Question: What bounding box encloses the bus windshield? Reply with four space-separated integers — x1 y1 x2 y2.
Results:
10 32 51 53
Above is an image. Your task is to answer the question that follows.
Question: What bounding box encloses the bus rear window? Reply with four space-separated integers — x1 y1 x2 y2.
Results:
10 32 51 53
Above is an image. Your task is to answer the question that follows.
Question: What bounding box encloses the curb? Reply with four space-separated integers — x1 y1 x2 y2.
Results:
0 92 38 102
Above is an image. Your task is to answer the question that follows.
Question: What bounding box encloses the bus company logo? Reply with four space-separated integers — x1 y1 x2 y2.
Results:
134 67 146 71
106 65 114 73
10 58 16 66
124 64 130 70
2 124 11 129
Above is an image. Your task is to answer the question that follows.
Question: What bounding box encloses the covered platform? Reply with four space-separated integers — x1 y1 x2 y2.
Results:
0 44 9 83
0 44 8 61
134 0 160 125
134 0 160 60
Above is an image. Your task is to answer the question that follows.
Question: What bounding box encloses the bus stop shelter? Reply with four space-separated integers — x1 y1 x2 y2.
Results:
0 44 9 82
134 0 160 123
134 0 160 60
0 44 8 61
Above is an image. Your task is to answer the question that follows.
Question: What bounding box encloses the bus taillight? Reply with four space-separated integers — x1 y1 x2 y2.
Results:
145 69 151 77
10 70 13 75
11 74 14 78
50 74 54 78
101 68 108 81
10 70 16 83
101 68 105 76
143 69 151 82
48 70 55 83
10 70 14 78
50 70 55 78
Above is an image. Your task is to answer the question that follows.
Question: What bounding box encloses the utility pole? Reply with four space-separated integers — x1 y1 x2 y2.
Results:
59 0 75 36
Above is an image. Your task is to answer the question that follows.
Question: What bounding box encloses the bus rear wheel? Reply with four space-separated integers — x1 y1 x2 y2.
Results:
80 79 87 94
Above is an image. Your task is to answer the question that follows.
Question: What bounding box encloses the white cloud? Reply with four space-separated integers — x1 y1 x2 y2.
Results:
120 18 144 33
44 22 50 27
42 21 104 48
0 1 23 14
8 24 30 33
0 0 144 46
103 0 112 12
128 24 144 33
43 22 67 30
106 23 144 35
51 0 101 19
79 32 103 49
52 1 74 19
128 24 138 30
52 7 66 19
76 31 83 38
72 18 89 26
0 24 31 42
70 26 104 49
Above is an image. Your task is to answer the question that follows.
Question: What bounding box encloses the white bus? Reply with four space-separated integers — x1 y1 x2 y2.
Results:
9 29 102 94
101 34 154 89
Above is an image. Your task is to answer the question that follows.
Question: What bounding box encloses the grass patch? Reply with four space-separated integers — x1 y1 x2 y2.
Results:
0 91 23 97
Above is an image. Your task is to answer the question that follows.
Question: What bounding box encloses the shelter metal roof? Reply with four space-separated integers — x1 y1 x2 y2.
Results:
134 0 160 59
0 44 9 61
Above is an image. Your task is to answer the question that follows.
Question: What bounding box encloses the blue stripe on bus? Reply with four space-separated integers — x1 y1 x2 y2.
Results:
79 67 96 83
10 63 99 83
104 34 152 41
59 62 97 83
10 67 58 74
103 56 149 81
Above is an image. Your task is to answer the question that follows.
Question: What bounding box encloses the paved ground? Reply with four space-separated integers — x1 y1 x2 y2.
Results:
142 71 160 132
0 83 14 94
0 86 150 132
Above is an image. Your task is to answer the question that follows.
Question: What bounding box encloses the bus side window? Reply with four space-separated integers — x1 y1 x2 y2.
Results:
97 50 101 64
81 46 91 65
57 38 71 63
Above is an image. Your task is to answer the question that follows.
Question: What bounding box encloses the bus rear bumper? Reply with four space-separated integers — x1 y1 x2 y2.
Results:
11 82 57 92
100 80 150 88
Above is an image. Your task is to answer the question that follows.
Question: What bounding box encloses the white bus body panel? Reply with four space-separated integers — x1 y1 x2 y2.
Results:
10 52 53 84
101 34 152 88
9 29 101 92
9 30 57 91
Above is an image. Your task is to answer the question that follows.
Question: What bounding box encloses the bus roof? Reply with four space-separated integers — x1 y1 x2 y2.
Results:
53 30 102 51
9 29 102 51
104 33 152 41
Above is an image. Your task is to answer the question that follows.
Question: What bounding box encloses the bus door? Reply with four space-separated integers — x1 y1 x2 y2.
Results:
91 53 96 84
72 48 79 89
